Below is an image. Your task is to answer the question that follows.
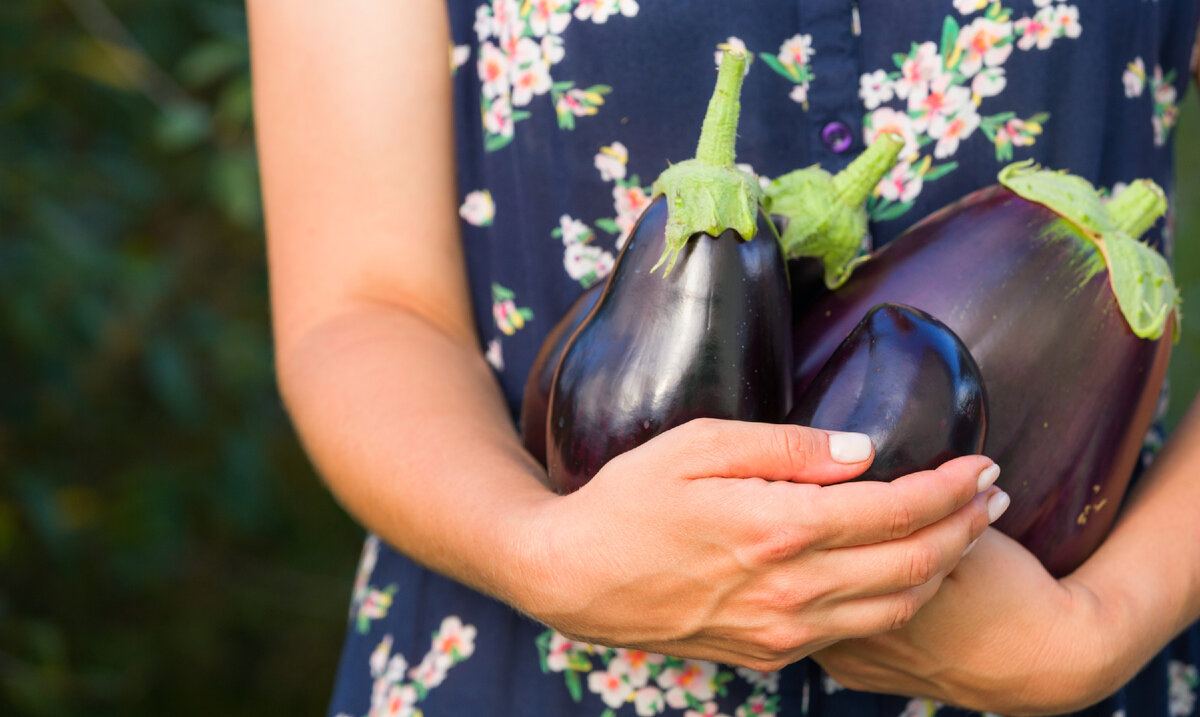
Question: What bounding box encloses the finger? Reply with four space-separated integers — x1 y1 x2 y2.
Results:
644 418 875 485
793 455 1001 549
817 487 999 600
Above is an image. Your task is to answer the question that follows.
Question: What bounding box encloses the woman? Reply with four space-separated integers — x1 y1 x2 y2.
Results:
247 1 1200 714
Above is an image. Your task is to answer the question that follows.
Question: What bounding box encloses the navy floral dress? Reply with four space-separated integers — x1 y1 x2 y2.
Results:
327 1 1200 715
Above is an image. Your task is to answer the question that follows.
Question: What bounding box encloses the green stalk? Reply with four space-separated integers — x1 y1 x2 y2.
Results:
1106 180 1167 239
693 53 745 168
832 133 904 208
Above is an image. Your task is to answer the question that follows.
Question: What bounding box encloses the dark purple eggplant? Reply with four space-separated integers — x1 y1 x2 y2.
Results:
789 303 987 482
545 51 793 493
790 165 1177 575
520 135 905 467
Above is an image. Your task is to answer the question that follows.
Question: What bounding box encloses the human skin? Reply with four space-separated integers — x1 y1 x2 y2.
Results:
247 0 1001 672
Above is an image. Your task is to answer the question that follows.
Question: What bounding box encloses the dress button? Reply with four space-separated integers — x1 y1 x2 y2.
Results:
821 121 854 153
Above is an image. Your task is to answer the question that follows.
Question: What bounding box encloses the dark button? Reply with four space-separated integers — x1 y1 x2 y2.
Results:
821 121 853 153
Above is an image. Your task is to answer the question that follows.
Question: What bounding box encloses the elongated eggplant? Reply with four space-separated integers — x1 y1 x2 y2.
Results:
546 52 791 493
791 164 1177 575
520 135 906 467
789 303 987 482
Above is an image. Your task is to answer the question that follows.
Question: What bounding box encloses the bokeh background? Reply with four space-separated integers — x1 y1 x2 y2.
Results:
1 1 1198 715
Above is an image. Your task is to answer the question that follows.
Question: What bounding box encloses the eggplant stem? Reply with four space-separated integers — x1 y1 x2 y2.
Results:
1107 179 1167 239
833 133 905 208
694 52 746 168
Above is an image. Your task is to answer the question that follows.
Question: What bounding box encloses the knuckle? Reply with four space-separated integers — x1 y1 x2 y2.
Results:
775 424 814 474
905 543 941 587
752 523 805 564
886 590 920 631
757 624 807 656
889 499 916 540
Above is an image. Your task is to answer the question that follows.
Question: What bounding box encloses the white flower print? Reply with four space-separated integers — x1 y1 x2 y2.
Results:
789 85 810 104
477 41 511 99
450 44 471 73
686 701 729 717
613 184 652 249
954 0 988 14
473 4 493 43
594 142 629 182
609 649 665 689
485 339 503 371
778 33 815 71
734 693 778 717
734 667 780 693
492 283 533 335
527 0 571 37
511 37 553 106
589 663 636 708
1051 4 1081 39
735 163 772 192
1124 57 1147 97
899 698 944 716
879 160 925 203
893 41 942 100
370 634 395 677
971 67 1007 100
459 189 496 227
541 34 566 65
409 651 451 690
483 94 515 140
907 72 971 134
859 69 895 110
1169 660 1199 716
635 686 668 716
432 615 477 660
930 106 982 159
1015 8 1058 51
657 660 718 709
564 242 615 284
351 535 381 615
956 17 1013 77
365 625 475 717
865 106 921 160
558 214 593 245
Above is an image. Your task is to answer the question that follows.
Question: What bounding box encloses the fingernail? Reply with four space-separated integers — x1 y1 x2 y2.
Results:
987 490 1011 523
976 463 1001 493
828 432 872 464
963 537 980 556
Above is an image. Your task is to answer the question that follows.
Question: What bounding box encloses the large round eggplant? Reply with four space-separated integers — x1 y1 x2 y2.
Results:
520 135 905 467
789 303 987 482
791 165 1177 575
546 51 792 493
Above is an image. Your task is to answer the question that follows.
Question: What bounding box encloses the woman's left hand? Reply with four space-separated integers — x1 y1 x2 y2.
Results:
812 528 1124 717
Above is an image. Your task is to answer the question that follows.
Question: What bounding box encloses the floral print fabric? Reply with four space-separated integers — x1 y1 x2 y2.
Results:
327 1 1200 715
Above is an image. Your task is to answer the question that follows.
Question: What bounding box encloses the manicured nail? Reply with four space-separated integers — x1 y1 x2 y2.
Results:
828 432 873 463
963 537 980 556
976 463 1001 493
987 490 1011 523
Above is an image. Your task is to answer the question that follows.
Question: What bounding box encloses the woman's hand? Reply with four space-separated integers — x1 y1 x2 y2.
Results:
519 418 1006 671
812 529 1118 716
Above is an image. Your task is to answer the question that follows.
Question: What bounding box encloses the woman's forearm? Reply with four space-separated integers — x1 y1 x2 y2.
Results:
1070 396 1200 687
277 301 555 609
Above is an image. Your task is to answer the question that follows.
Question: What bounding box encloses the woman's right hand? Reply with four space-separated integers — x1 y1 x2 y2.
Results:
520 418 1005 671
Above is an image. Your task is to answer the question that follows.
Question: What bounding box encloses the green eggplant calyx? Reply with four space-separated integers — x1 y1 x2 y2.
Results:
763 134 903 289
650 50 760 276
999 161 1178 340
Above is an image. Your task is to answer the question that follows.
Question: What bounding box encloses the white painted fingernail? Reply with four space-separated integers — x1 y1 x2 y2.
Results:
828 432 872 464
976 463 1001 493
987 490 1011 523
963 537 980 556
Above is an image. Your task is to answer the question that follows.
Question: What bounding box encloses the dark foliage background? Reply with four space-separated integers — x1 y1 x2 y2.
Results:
0 1 1197 715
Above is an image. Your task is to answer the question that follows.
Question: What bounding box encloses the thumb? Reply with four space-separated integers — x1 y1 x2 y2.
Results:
646 418 874 485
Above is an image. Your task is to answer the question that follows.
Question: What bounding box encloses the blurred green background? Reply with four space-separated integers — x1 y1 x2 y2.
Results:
0 1 1197 715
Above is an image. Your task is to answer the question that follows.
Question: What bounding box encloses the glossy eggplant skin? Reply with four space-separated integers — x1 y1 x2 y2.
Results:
546 197 792 494
789 304 987 482
792 185 1172 576
519 288 600 465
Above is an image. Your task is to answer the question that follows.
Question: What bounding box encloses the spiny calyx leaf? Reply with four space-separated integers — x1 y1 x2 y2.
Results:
999 161 1177 340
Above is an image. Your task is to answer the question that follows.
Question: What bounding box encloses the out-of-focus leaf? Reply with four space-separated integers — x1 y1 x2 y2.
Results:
177 39 245 87
209 148 261 228
154 101 211 151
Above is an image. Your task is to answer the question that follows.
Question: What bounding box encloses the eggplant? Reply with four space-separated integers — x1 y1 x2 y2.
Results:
789 303 987 482
520 135 906 467
545 51 792 493
790 165 1178 575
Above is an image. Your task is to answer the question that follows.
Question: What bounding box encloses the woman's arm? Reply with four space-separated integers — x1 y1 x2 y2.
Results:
248 0 1003 670
814 395 1200 715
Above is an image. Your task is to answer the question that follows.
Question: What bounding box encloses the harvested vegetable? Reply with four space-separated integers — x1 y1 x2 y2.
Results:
545 52 791 493
789 303 987 482
790 163 1177 575
520 136 905 466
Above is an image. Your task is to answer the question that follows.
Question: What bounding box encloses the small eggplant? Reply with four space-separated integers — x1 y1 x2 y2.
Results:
546 52 791 493
520 135 906 467
788 303 987 482
791 164 1178 575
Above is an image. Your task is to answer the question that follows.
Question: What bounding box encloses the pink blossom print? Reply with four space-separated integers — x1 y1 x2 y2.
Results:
491 283 534 335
